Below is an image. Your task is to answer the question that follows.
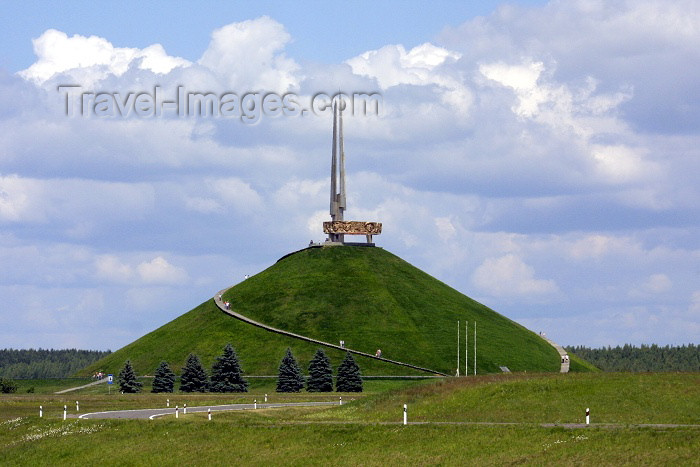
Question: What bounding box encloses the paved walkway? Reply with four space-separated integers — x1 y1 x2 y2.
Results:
54 378 108 394
79 401 339 420
214 288 448 376
540 335 570 373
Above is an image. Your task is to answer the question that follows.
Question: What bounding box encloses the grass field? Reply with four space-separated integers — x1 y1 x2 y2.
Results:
2 372 697 465
81 246 566 378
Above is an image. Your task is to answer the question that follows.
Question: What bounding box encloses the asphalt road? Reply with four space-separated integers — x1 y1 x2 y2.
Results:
78 401 339 420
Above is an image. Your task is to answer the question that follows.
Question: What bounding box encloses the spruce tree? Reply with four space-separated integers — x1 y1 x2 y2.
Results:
276 348 305 392
151 361 176 393
307 348 333 392
180 353 209 392
0 377 18 394
210 343 249 392
336 352 362 392
118 360 142 393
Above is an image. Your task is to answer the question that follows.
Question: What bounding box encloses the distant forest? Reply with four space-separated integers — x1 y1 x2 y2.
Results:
0 348 111 378
567 344 699 372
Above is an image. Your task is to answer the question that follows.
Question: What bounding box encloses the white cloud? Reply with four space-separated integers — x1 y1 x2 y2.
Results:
20 29 190 86
137 256 188 285
0 175 38 222
198 16 299 92
212 178 264 214
347 42 472 111
434 216 457 242
644 274 672 294
95 255 133 283
472 254 558 297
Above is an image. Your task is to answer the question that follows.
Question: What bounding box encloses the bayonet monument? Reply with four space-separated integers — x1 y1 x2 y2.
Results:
323 99 382 244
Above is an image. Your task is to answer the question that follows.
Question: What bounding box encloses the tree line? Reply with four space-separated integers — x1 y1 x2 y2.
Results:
118 345 362 394
566 344 699 372
0 348 111 379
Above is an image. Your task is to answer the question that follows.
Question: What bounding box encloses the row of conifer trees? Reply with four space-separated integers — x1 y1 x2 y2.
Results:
117 344 362 394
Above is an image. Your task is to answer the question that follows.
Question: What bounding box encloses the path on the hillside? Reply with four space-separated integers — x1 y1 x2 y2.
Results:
540 335 569 373
78 401 338 419
54 378 107 394
214 289 448 376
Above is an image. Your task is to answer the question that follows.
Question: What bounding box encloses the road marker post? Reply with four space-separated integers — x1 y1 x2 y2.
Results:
403 404 407 425
184 403 187 414
176 405 179 419
39 406 43 418
265 394 268 403
254 399 257 410
339 396 342 405
208 408 211 421
76 401 79 412
586 408 590 425
63 405 67 421
167 399 170 407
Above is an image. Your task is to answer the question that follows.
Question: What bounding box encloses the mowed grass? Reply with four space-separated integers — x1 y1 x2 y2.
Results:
2 419 697 466
1 373 697 466
305 372 700 425
82 246 564 378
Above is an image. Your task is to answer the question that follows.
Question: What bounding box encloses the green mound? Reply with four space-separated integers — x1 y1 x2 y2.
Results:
82 246 569 377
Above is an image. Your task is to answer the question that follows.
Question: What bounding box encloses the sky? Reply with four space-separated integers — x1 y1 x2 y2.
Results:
1 0 698 351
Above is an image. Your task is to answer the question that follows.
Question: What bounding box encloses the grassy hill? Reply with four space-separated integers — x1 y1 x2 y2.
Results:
81 246 576 377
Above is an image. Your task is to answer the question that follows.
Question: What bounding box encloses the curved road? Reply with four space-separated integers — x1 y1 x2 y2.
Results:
79 401 338 420
214 288 448 376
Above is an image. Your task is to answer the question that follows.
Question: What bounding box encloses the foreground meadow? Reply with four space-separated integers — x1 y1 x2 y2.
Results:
1 373 698 466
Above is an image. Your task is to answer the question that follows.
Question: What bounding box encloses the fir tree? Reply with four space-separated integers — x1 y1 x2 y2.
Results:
180 353 209 392
0 377 17 394
336 352 362 392
210 343 249 392
276 348 305 392
151 361 176 393
118 360 142 393
307 348 333 392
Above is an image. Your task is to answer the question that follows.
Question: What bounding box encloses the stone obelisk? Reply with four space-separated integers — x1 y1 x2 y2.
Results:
323 98 382 244
328 100 347 242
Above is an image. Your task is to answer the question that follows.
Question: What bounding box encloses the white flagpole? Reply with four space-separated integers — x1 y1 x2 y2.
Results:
465 321 468 376
456 320 460 377
474 321 477 375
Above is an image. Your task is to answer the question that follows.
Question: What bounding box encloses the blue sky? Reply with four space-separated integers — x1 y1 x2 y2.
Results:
1 1 698 351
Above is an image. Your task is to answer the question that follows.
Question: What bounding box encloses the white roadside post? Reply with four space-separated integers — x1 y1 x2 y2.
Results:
208 408 212 421
403 404 407 425
254 399 257 410
175 405 179 419
339 396 342 406
167 399 170 408
586 408 590 425
184 403 187 415
63 405 67 421
265 394 268 403
76 401 79 412
39 405 43 418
